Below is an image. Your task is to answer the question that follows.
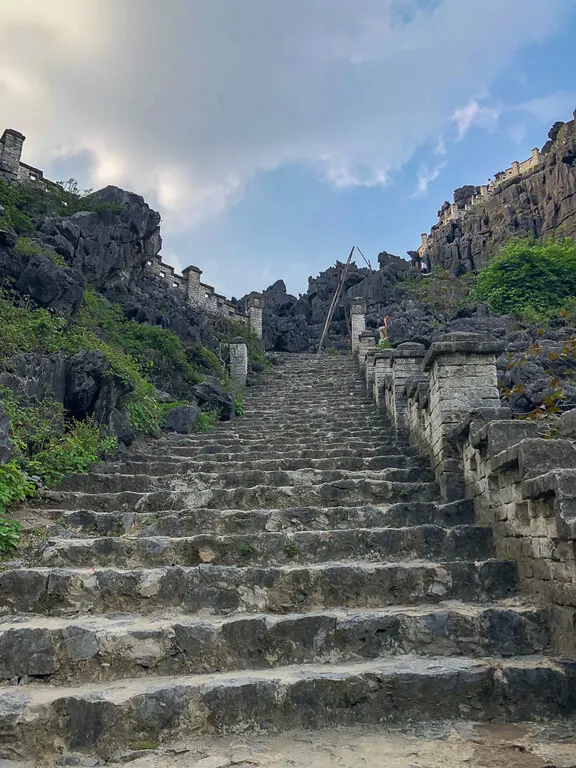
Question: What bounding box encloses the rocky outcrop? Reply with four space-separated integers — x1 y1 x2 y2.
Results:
0 401 12 466
422 114 576 274
38 186 162 293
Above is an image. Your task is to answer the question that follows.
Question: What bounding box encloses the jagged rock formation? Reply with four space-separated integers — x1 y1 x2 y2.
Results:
423 113 576 274
255 253 410 352
2 354 573 762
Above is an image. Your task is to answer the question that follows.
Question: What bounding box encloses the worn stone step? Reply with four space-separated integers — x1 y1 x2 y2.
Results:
132 444 420 461
0 602 549 684
95 454 426 477
42 478 439 513
38 525 493 569
1 656 574 760
163 438 415 455
56 467 435 494
45 500 475 538
171 427 400 442
0 559 517 616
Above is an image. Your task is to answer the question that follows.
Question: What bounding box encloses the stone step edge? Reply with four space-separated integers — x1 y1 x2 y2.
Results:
0 599 544 633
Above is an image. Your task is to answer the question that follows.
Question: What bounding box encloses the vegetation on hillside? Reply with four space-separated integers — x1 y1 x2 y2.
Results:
0 177 123 235
472 237 576 322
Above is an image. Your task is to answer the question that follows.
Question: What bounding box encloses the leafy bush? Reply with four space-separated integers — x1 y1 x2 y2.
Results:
197 410 220 433
0 178 124 235
472 237 576 318
212 315 267 371
234 397 245 417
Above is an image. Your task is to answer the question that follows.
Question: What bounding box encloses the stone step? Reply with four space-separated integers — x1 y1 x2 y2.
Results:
46 500 476 538
38 525 493 569
164 432 405 448
95 454 426 477
162 438 414 454
56 467 435 494
138 444 419 460
0 559 517 616
42 478 439 513
1 656 573 760
0 602 549 685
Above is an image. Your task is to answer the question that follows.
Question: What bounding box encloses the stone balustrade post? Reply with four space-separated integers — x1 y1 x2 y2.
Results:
350 298 366 355
364 349 377 394
357 331 376 375
389 343 426 426
373 349 394 409
423 332 504 501
229 337 248 389
247 295 263 340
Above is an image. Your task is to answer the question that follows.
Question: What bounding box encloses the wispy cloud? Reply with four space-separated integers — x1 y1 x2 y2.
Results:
453 100 501 141
411 162 446 198
513 91 576 122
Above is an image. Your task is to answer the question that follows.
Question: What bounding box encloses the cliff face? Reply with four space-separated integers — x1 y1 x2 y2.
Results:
423 116 576 274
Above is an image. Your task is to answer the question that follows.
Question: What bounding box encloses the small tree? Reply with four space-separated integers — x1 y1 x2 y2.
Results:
472 237 576 317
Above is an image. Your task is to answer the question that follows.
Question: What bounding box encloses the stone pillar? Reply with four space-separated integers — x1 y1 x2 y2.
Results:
350 298 366 355
373 349 393 409
247 295 263 339
364 348 377 394
449 203 460 220
183 265 203 307
389 343 426 426
229 337 248 389
0 129 25 179
531 147 542 165
357 331 376 375
512 160 520 176
423 332 505 502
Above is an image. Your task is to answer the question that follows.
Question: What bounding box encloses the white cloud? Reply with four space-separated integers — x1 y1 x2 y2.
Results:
453 100 501 141
411 162 446 198
513 91 576 122
0 0 575 275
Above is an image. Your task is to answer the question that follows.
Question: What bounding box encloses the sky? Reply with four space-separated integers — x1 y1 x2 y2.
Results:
1 1 576 298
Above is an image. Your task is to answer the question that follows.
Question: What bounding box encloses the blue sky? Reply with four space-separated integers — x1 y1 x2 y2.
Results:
3 0 576 297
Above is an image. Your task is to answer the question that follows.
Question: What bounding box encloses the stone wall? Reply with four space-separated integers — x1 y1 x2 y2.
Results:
353 319 576 653
142 252 259 333
0 129 44 183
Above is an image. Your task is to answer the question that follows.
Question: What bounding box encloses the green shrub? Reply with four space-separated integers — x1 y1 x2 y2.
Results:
0 462 34 554
212 316 267 371
196 410 220 433
472 237 576 318
234 397 245 417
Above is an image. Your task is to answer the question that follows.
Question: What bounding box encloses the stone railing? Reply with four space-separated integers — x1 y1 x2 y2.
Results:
353 325 576 653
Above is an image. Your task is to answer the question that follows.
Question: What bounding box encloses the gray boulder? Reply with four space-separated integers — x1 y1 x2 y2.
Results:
165 405 201 434
0 401 12 466
192 382 235 421
15 254 84 316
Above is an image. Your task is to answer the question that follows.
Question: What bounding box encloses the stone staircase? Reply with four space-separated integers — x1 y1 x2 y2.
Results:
0 353 573 763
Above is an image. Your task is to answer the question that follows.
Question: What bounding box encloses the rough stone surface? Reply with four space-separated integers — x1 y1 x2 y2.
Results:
165 405 201 434
0 400 12 466
192 382 235 421
0 353 572 763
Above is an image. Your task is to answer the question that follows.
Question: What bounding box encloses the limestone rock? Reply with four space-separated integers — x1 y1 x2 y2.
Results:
165 405 201 434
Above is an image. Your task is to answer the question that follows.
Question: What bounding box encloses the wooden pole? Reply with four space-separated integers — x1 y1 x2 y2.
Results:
317 247 355 356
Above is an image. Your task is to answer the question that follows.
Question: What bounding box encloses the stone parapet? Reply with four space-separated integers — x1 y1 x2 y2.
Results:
361 327 576 653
